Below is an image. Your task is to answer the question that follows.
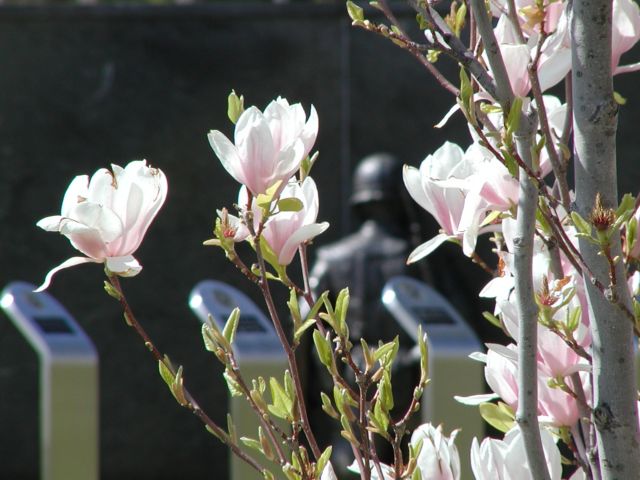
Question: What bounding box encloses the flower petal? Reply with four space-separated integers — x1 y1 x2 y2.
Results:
105 255 142 277
278 222 329 265
407 233 452 263
37 215 64 232
35 256 101 292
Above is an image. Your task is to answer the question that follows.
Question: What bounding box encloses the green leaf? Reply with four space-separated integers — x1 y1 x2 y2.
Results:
256 181 283 210
288 288 302 327
570 211 592 236
459 68 472 111
501 149 519 178
268 377 294 421
262 470 275 480
103 281 121 300
227 413 237 443
454 2 467 35
315 446 333 480
378 371 394 411
300 151 319 180
294 318 317 343
616 193 635 219
227 90 245 124
346 1 364 22
204 424 225 442
240 436 263 455
614 91 627 105
506 96 523 136
372 398 390 434
373 335 400 367
259 427 274 461
313 329 333 370
479 401 515 432
278 197 304 212
321 392 339 419
482 311 502 329
158 356 175 388
223 368 244 397
171 366 188 406
223 308 240 344
334 287 350 337
305 291 328 323
418 326 430 384
416 12 429 30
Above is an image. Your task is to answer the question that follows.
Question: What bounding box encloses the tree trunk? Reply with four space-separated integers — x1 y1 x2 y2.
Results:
571 0 640 476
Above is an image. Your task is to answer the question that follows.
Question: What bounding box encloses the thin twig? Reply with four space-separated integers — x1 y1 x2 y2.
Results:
106 274 266 475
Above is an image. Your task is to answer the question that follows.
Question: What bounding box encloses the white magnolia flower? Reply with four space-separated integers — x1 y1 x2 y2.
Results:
471 425 562 480
36 160 167 290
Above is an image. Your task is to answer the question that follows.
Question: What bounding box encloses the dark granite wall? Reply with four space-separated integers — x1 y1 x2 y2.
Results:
0 4 638 479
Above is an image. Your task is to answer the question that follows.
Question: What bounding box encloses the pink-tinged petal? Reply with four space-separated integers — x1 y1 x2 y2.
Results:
403 165 433 214
277 222 329 265
67 202 123 243
208 130 243 184
300 105 319 158
538 47 571 92
105 255 142 277
37 215 64 232
272 138 305 181
615 61 640 74
454 393 500 405
61 175 89 216
35 256 101 292
300 177 320 224
109 162 167 255
87 168 115 206
407 233 452 263
500 44 532 96
427 141 465 179
241 129 277 194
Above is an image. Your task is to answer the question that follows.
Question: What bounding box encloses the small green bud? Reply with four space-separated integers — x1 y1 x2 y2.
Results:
227 90 245 124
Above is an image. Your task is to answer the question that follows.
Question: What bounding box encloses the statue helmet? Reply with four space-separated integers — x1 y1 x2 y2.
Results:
350 152 404 206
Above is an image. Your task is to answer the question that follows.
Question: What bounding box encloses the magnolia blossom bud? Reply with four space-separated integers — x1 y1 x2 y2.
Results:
411 423 461 480
36 160 167 290
208 97 318 196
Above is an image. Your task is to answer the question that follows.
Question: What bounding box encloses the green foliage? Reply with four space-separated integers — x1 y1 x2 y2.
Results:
346 1 364 23
227 90 245 124
277 197 304 212
223 307 240 345
479 401 515 432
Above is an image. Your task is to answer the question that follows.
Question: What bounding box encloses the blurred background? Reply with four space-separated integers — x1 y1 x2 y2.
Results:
0 1 638 478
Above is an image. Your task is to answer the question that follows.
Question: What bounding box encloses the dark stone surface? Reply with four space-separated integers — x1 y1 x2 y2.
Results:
0 4 637 479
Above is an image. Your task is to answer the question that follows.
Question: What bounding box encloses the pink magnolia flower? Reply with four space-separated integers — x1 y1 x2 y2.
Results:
403 141 512 261
261 177 329 265
613 0 640 74
484 344 520 410
492 13 571 96
482 342 581 427
403 142 467 261
208 97 318 196
471 425 562 480
233 178 329 266
36 160 167 290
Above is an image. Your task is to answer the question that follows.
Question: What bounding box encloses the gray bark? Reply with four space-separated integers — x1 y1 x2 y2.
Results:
571 0 640 476
513 110 551 480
